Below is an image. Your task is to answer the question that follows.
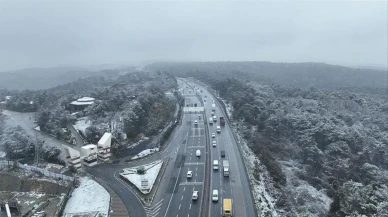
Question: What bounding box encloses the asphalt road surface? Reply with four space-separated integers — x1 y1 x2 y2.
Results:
186 79 256 217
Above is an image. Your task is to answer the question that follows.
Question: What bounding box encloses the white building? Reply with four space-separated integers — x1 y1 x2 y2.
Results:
63 145 82 170
97 133 112 162
80 144 98 167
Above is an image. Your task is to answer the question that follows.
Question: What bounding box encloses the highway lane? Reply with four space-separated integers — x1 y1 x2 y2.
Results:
188 79 256 217
162 113 206 217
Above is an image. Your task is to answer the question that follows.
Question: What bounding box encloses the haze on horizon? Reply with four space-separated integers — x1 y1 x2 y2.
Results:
0 1 387 72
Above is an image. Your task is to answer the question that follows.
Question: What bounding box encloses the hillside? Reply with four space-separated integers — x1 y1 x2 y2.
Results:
147 61 387 89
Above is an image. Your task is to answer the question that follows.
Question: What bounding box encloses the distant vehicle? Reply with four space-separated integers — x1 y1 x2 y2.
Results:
187 171 193 178
212 189 219 202
213 115 217 121
194 120 198 125
212 140 217 147
212 103 216 111
223 199 232 216
209 118 213 124
221 150 226 158
192 191 199 200
216 126 221 133
213 160 219 170
220 116 226 126
198 115 201 119
211 133 215 138
211 112 214 116
223 160 230 176
196 149 201 157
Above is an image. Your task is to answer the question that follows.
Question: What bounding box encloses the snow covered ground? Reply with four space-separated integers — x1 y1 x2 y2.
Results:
120 160 163 194
63 177 110 217
131 147 159 160
127 136 150 149
73 117 91 134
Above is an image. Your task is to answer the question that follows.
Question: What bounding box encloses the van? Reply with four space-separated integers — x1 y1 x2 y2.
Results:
213 160 219 170
196 149 201 157
212 189 219 202
216 126 221 133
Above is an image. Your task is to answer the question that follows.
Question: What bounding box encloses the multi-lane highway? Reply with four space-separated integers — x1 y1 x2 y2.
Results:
87 78 256 217
186 79 256 217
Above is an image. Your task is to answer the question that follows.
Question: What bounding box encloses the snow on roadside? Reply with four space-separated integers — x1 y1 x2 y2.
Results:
235 127 278 217
63 177 110 216
73 117 91 134
131 148 159 160
120 160 163 194
127 136 150 149
0 151 5 158
34 126 40 131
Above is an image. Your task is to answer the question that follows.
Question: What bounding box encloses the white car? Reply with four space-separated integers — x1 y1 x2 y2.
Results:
187 171 193 178
192 191 198 200
212 141 217 147
212 190 219 202
194 120 198 125
211 133 215 138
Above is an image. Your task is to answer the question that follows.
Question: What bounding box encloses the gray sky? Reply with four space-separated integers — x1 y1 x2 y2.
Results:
0 1 387 71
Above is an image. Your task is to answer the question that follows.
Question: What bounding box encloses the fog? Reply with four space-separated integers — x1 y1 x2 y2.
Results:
0 1 386 71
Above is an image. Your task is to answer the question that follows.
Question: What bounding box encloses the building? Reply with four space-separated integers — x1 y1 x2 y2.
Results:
63 145 82 170
69 97 95 111
80 144 98 167
97 133 112 162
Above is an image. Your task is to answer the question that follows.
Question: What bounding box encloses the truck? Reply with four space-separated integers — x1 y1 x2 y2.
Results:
223 160 230 177
212 103 216 111
220 116 226 126
223 198 232 216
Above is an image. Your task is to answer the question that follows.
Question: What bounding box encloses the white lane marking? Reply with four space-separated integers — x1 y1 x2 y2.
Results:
179 204 181 210
181 195 183 200
189 204 192 210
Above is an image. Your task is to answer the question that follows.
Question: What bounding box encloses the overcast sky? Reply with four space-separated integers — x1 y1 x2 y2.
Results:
0 1 386 71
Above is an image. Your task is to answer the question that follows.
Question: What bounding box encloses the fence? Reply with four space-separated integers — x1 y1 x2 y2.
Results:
0 160 75 182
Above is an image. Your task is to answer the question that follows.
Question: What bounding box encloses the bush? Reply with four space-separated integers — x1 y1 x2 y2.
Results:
137 167 146 175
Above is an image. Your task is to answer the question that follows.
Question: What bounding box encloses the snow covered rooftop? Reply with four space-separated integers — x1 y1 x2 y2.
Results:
82 144 97 149
70 101 94 105
5 96 11 100
98 133 112 148
77 97 95 102
70 97 95 106
63 146 80 158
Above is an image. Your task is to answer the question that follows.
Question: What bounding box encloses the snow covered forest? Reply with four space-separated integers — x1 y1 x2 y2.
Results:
0 71 178 161
149 62 388 216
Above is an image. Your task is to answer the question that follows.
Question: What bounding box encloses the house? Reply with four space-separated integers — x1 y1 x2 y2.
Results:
97 133 112 162
63 146 82 170
80 144 98 167
69 97 95 111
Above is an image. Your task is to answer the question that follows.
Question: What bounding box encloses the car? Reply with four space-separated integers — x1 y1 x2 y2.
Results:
194 120 198 125
212 190 219 202
221 150 226 157
211 133 215 138
192 191 198 200
198 115 201 119
187 171 193 178
196 149 201 157
212 141 217 147
213 115 217 121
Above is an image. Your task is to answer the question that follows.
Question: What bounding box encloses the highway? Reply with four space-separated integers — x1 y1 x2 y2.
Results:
187 79 256 217
88 78 256 217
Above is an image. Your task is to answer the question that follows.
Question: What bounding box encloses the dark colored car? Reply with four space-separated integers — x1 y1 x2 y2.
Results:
221 150 226 157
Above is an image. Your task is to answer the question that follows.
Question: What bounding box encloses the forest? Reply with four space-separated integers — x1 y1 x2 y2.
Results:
149 61 388 217
0 70 178 162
